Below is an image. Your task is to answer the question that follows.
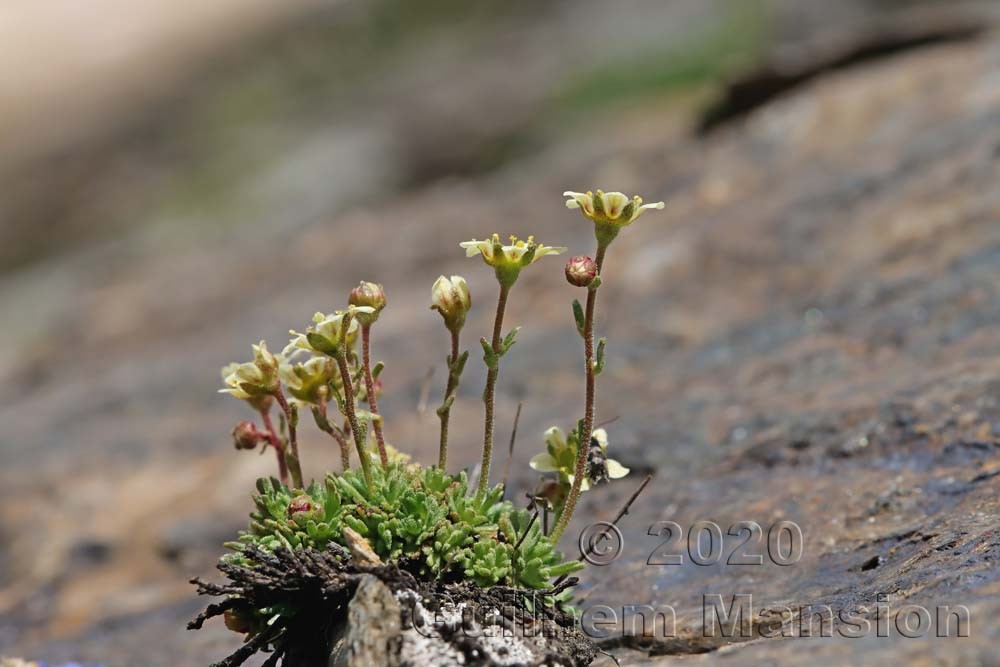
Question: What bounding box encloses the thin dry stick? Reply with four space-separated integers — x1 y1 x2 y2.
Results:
513 508 539 552
437 330 461 469
596 415 620 429
259 408 289 485
477 283 511 497
551 244 607 540
500 402 523 497
554 474 653 585
360 324 389 466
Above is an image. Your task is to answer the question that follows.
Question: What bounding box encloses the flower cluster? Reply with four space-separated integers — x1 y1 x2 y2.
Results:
206 187 664 658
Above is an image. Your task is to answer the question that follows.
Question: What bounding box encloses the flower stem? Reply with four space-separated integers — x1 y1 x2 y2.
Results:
317 401 351 471
335 354 374 488
477 283 510 498
437 329 461 469
259 408 289 486
361 324 389 467
551 243 607 541
273 389 304 488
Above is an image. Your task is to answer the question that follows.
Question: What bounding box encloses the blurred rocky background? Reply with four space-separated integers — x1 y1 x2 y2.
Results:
2 0 1000 664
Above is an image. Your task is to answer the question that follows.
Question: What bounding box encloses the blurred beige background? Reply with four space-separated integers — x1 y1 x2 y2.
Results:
3 1 1000 665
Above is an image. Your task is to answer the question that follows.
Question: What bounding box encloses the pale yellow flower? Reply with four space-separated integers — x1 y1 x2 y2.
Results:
279 356 336 405
564 190 664 230
284 308 369 358
219 341 281 399
460 234 565 286
529 426 628 492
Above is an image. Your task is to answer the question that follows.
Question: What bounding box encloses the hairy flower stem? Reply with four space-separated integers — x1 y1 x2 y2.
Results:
273 390 304 488
259 409 289 486
335 354 374 488
551 243 607 541
437 329 461 469
317 401 351 471
361 324 389 467
477 283 510 498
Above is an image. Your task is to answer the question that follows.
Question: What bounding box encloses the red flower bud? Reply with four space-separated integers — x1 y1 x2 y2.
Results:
232 420 263 451
565 256 598 287
287 494 323 525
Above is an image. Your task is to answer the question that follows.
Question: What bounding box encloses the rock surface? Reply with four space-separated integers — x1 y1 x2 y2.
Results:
332 576 593 667
2 14 1000 667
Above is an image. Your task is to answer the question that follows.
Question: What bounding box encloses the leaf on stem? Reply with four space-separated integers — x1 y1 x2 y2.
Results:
500 326 521 355
592 337 607 375
572 299 585 337
481 337 499 369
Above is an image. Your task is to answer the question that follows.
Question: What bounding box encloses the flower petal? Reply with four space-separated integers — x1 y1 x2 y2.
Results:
544 426 567 449
529 452 560 472
602 192 630 219
605 459 631 479
563 191 595 215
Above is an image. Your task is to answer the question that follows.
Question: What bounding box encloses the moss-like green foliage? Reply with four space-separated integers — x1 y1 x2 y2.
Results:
225 462 583 590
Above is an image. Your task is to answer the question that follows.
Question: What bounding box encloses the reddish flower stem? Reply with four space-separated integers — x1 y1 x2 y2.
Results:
361 324 389 466
437 328 461 469
551 243 607 541
259 408 289 486
273 389 303 488
477 283 510 498
318 401 351 471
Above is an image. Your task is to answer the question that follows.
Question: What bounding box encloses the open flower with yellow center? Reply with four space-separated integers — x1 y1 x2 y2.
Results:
284 308 370 358
219 341 282 401
460 234 566 287
279 356 337 406
564 190 664 246
529 425 628 493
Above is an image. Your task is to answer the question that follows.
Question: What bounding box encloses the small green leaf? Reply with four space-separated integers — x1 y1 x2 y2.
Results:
572 299 585 337
480 337 498 369
500 326 520 355
592 337 607 375
451 350 469 375
311 405 331 431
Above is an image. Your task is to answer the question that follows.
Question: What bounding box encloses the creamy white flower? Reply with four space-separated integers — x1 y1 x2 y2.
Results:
279 356 335 405
460 234 566 268
219 341 281 399
284 309 366 358
564 190 664 226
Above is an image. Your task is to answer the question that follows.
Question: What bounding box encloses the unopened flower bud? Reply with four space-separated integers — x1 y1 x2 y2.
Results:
431 275 471 333
565 256 598 287
232 420 263 450
287 494 323 525
224 609 254 634
349 281 386 325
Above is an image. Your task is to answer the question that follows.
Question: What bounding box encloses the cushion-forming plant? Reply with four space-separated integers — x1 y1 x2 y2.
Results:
201 190 665 660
